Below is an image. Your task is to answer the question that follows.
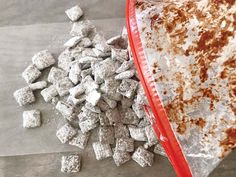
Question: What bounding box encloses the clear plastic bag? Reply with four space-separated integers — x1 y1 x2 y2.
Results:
126 0 236 176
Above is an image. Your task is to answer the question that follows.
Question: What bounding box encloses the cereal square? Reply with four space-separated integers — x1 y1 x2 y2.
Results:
13 87 35 106
92 142 112 160
120 108 139 125
56 123 77 144
32 50 55 70
117 79 138 98
23 110 41 128
128 125 147 142
115 138 134 152
56 101 75 121
114 124 130 139
56 77 74 96
65 5 83 21
22 64 41 83
85 90 101 106
48 67 67 84
145 125 158 146
113 150 131 166
105 108 121 125
132 146 154 167
40 85 58 102
70 20 94 37
69 130 90 149
61 154 81 173
98 126 115 144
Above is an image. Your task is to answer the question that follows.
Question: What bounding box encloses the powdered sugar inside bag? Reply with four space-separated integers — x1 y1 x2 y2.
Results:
127 0 236 177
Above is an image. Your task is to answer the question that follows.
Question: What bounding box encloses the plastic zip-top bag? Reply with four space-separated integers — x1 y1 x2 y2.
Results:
126 0 236 177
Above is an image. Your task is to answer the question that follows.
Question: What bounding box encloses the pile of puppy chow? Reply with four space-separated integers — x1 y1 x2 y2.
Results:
13 5 165 173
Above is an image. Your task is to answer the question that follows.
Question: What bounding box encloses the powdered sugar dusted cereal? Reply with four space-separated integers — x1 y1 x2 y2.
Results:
104 77 122 101
79 115 99 133
69 130 90 149
115 70 135 80
92 142 112 160
116 60 132 73
86 90 101 106
70 20 94 37
97 99 110 112
107 35 128 49
92 48 111 58
102 95 117 109
106 35 123 46
48 67 67 84
32 50 55 70
70 46 84 59
56 101 75 121
67 94 86 106
69 84 85 97
56 77 74 96
58 49 73 72
94 43 111 53
98 112 110 126
145 125 158 147
82 48 96 57
105 108 120 125
69 62 82 85
81 63 91 70
128 125 147 141
106 35 122 45
81 68 92 78
56 123 77 144
94 58 119 79
61 154 81 173
99 126 115 144
121 97 133 109
136 84 148 105
81 106 99 120
117 79 138 98
64 36 83 48
23 110 41 128
115 138 134 152
82 75 99 93
29 81 47 91
113 150 131 166
138 116 150 128
132 146 154 167
40 85 58 102
51 96 59 105
65 5 83 22
14 87 35 106
22 64 41 83
120 108 139 125
79 56 99 64
13 3 161 172
153 143 166 157
132 100 146 119
93 69 103 82
85 102 101 113
111 48 128 62
78 37 92 48
114 123 130 139
92 33 106 45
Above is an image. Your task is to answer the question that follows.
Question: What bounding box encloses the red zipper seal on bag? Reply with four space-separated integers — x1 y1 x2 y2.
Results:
126 0 193 176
